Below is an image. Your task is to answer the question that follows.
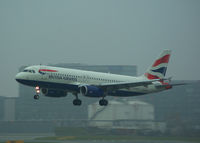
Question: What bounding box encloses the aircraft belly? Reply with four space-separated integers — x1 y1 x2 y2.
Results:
108 85 158 97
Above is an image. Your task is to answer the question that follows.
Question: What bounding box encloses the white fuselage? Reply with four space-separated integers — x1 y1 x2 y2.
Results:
15 65 165 97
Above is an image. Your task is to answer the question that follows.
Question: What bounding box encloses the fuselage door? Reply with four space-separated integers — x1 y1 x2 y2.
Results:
82 75 88 83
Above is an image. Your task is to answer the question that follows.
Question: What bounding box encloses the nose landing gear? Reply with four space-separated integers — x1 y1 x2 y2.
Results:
34 94 39 99
34 86 40 100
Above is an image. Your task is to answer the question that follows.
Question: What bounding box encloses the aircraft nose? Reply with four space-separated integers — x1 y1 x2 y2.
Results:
15 72 24 82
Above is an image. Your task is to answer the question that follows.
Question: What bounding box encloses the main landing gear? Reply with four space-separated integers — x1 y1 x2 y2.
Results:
73 93 82 106
72 93 108 106
34 86 40 100
99 98 108 106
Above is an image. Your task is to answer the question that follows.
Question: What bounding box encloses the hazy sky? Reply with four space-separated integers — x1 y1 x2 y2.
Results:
0 0 200 97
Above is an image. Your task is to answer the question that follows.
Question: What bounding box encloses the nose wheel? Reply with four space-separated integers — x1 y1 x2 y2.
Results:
34 86 40 100
34 94 40 100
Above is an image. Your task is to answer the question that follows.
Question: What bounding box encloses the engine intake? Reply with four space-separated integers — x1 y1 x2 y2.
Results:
80 85 104 97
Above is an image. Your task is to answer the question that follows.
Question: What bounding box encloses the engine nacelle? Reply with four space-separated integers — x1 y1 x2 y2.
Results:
41 88 67 97
80 85 104 97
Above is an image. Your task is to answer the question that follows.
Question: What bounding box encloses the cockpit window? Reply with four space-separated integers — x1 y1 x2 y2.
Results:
23 69 35 73
23 70 28 72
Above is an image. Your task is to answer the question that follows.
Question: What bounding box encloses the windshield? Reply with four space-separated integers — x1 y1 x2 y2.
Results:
23 69 35 73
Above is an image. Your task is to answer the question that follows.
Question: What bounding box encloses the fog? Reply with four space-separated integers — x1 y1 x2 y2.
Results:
0 0 200 97
0 1 200 142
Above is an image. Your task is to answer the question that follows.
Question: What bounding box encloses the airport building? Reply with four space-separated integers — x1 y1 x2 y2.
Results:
0 96 16 121
87 100 166 132
0 63 199 135
0 96 5 120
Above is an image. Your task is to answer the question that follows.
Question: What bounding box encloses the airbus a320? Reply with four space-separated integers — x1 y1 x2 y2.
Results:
15 50 182 106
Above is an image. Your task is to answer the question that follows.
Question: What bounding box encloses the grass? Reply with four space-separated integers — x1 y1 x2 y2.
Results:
34 127 200 142
0 141 57 143
35 135 200 142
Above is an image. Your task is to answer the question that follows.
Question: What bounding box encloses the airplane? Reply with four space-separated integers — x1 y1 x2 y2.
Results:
15 50 182 106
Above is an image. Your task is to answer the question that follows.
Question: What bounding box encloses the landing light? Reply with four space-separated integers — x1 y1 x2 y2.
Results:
36 90 40 94
35 86 40 90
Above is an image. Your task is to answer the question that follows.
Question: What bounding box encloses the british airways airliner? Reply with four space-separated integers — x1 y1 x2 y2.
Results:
15 50 180 106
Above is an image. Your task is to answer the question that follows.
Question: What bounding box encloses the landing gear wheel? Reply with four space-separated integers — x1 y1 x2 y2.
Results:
34 94 39 100
73 99 82 106
72 93 82 106
99 99 108 106
104 99 108 106
99 99 104 106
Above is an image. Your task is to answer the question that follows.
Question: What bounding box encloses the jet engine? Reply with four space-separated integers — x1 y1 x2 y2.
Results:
41 88 67 97
79 85 104 97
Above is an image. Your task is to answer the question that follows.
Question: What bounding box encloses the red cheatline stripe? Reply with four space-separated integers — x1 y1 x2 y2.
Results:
152 54 170 67
39 69 57 72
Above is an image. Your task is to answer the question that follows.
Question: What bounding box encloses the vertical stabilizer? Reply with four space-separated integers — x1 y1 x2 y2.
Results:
144 50 171 79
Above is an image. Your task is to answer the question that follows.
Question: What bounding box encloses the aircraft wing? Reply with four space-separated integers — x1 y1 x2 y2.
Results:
155 82 188 89
97 79 161 91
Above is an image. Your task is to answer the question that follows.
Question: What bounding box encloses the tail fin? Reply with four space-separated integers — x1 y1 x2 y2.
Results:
144 50 171 79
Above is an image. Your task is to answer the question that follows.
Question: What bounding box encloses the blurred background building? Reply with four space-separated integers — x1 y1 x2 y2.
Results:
0 63 199 136
0 96 5 121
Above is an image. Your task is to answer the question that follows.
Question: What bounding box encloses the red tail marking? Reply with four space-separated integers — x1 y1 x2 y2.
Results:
145 73 160 79
145 73 172 89
152 54 170 67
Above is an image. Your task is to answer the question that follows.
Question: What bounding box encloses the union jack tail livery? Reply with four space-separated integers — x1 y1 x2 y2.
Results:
144 50 171 80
